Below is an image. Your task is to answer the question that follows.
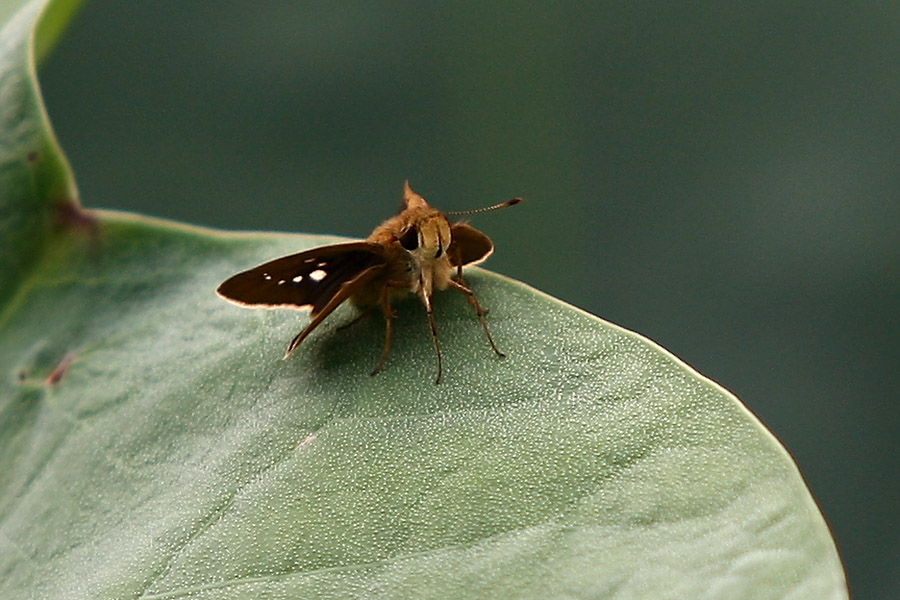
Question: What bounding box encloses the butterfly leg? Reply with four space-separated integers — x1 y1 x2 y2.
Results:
283 264 384 360
370 284 398 377
424 296 443 384
453 262 488 319
448 277 505 358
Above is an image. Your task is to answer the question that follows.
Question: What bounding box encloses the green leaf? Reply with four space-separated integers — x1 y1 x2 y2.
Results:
0 0 79 307
0 1 848 599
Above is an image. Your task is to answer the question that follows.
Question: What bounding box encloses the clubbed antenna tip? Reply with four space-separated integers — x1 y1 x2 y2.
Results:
447 197 523 216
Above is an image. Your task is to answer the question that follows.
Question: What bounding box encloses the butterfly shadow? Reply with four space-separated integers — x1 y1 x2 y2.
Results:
296 302 427 380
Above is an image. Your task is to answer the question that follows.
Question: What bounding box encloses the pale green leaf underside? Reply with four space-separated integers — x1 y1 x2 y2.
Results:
0 0 846 599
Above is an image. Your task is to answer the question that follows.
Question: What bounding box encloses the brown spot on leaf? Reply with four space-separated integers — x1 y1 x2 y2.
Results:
54 201 100 239
45 352 75 386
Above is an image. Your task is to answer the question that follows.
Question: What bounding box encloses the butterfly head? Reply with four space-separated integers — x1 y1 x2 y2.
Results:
396 213 452 260
382 197 454 301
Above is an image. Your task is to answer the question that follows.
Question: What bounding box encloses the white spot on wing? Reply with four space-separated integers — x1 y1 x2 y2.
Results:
263 273 272 280
292 275 304 283
310 269 327 282
277 280 286 285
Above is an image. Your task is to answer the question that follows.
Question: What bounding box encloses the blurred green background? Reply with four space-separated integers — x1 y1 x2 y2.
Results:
38 2 898 597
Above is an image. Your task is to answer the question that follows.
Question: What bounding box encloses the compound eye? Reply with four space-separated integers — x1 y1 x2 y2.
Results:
399 226 419 250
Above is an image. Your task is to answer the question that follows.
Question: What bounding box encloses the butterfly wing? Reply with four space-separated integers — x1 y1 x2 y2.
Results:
448 222 494 267
216 242 386 315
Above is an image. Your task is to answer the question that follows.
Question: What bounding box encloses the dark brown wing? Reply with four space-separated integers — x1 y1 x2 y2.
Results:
283 259 386 356
448 223 494 267
216 242 386 315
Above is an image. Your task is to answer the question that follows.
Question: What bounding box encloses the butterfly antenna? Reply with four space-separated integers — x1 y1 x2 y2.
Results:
446 197 522 216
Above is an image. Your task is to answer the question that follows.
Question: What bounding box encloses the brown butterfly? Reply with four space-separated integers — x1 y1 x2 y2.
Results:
217 182 521 383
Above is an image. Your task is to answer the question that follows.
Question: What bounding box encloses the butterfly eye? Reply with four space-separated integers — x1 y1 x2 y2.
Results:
398 226 419 250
